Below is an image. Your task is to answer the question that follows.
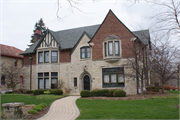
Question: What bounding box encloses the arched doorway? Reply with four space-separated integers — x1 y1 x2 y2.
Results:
83 75 90 91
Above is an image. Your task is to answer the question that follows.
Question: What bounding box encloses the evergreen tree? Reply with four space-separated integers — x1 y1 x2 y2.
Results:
28 18 46 47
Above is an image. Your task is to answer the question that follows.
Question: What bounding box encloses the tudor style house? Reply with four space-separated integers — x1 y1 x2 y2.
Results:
21 10 151 95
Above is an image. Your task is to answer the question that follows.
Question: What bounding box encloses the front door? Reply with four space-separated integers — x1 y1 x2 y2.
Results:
84 75 90 91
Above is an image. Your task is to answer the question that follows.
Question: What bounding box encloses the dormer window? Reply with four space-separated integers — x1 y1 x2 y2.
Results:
103 35 121 62
80 47 91 59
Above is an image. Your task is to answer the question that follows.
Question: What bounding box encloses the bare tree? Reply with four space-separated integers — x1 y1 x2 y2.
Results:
148 36 180 93
1 62 28 91
149 0 180 37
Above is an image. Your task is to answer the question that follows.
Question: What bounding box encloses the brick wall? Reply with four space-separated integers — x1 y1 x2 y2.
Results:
90 10 136 60
60 49 71 63
23 53 36 65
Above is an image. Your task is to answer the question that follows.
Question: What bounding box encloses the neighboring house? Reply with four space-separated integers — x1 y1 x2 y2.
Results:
21 10 151 95
0 44 24 91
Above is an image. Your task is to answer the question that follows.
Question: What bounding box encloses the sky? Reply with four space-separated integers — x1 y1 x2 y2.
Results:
1 0 155 51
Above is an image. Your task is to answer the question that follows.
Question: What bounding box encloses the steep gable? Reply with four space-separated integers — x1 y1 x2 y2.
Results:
89 10 137 60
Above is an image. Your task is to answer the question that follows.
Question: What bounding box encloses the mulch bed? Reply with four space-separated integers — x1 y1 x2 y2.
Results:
28 107 50 119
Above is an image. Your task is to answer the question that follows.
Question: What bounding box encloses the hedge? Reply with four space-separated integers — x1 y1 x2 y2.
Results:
5 92 13 94
113 90 126 97
100 89 109 96
26 90 34 94
51 89 63 95
28 110 37 114
91 90 100 96
80 90 91 97
109 89 116 96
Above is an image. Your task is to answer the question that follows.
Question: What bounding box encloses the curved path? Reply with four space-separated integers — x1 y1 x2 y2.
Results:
38 96 81 120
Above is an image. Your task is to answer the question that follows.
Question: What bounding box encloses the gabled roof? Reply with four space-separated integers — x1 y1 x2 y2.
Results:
0 44 24 58
21 10 150 55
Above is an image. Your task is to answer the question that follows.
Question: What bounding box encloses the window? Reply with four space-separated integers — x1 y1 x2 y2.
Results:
38 73 43 89
80 47 91 59
51 51 58 63
38 52 43 63
14 59 17 67
104 41 120 57
44 72 49 89
44 51 49 63
20 75 23 85
1 76 5 86
21 60 23 67
108 41 113 56
74 78 77 87
102 67 124 87
51 72 58 89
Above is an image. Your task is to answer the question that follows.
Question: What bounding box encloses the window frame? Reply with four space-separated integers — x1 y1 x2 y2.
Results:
108 41 113 56
44 51 49 63
1 76 5 86
51 72 58 89
104 42 107 57
38 52 43 63
115 41 120 56
80 46 91 59
51 51 58 63
74 77 77 87
102 67 125 88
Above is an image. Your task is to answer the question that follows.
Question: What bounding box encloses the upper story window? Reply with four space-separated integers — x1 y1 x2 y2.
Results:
44 51 49 63
38 52 43 63
80 47 91 59
1 76 5 86
14 59 17 67
51 51 58 63
103 35 121 62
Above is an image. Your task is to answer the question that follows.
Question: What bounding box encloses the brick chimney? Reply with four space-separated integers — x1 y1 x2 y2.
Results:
34 28 41 43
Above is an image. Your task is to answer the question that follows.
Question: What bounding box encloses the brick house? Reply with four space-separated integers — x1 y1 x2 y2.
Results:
21 10 151 95
0 44 24 91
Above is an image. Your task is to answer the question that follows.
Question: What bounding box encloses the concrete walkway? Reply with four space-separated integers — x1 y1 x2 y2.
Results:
38 96 81 120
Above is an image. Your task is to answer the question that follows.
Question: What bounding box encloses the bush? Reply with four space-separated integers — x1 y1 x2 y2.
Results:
44 90 51 94
33 106 42 111
26 90 34 94
80 90 91 97
33 89 45 95
52 89 63 95
171 86 176 91
105 93 111 97
100 89 109 96
40 103 47 108
28 110 37 114
5 92 13 94
164 85 171 90
146 86 159 92
109 89 116 96
113 90 126 97
91 90 100 96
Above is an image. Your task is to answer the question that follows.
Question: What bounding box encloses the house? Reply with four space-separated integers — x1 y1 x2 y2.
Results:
0 44 24 91
21 10 151 95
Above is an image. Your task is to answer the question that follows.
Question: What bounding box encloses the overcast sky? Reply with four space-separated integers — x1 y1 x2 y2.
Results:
1 0 155 51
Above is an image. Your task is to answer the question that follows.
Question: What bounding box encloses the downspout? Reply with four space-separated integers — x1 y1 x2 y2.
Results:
29 54 33 90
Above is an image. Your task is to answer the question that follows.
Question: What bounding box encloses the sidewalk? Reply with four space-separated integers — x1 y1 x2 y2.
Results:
38 96 81 120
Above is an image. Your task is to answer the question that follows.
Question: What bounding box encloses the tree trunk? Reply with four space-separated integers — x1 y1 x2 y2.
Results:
162 83 164 93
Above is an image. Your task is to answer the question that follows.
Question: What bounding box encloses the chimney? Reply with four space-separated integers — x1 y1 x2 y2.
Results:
34 28 41 43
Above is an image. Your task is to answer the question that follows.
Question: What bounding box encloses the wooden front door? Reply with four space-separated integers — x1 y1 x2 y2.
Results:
84 75 90 91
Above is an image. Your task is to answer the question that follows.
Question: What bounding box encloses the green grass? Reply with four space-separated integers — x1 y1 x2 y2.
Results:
151 95 179 99
76 98 179 119
1 94 67 111
166 90 179 94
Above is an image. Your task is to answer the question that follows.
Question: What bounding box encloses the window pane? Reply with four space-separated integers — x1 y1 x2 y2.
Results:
14 59 17 67
87 48 90 58
1 76 5 85
51 51 58 63
108 42 113 55
44 72 49 77
118 74 124 83
74 78 77 87
104 42 107 57
39 79 43 89
51 78 57 89
81 48 85 58
45 79 49 89
104 75 109 83
115 41 119 55
51 72 58 77
38 73 43 77
44 51 49 62
111 74 116 83
39 52 43 63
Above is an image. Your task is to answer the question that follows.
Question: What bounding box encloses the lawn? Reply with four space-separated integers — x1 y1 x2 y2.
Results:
166 90 179 94
76 97 179 119
1 94 67 111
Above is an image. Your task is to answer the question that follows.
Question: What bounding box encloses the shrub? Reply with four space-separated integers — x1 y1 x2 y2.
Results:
80 90 91 97
40 103 47 108
100 89 109 96
164 85 171 90
52 89 63 95
109 89 116 96
28 110 37 114
33 89 45 95
5 92 13 94
146 86 159 92
33 106 42 111
91 90 100 96
105 93 111 97
26 90 34 94
44 90 51 94
113 90 126 97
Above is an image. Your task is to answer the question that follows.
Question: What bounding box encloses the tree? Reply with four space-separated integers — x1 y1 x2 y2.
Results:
28 18 46 47
148 36 180 93
1 62 28 91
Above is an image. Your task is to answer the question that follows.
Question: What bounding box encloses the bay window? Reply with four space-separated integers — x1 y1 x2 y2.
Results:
102 67 125 87
108 41 113 56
